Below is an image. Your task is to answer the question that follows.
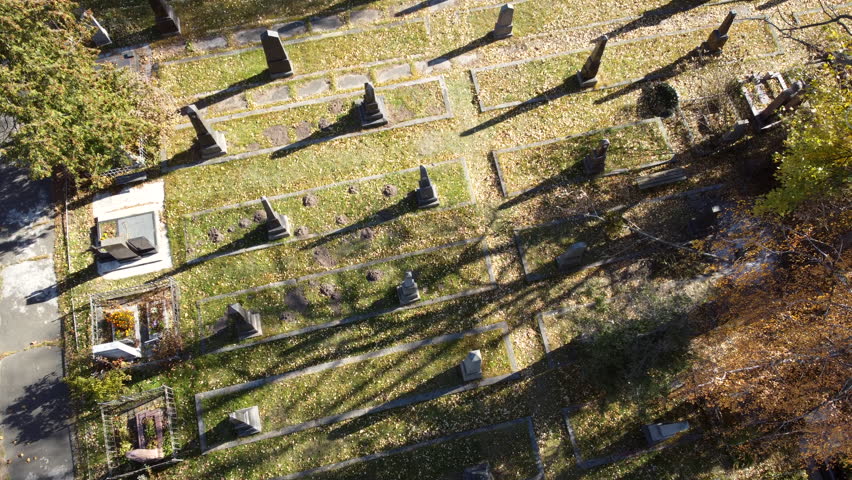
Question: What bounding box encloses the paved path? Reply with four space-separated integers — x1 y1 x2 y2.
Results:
0 163 74 480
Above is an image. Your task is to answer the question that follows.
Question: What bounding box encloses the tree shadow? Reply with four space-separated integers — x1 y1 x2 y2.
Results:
1 370 71 445
606 0 714 38
756 0 791 11
430 34 493 65
190 71 275 111
593 48 700 106
395 0 451 17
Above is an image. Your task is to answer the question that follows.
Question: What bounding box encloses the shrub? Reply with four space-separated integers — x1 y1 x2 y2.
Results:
642 82 680 117
66 368 130 405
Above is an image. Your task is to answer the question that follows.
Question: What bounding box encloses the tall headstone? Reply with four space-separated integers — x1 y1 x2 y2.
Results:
415 165 440 208
149 0 180 36
556 242 587 270
583 138 610 175
227 303 263 339
576 35 608 88
357 82 389 129
754 81 805 130
397 271 421 305
702 11 736 53
260 30 295 79
184 104 227 159
460 350 483 381
84 12 112 47
492 4 514 40
229 406 262 436
260 196 292 240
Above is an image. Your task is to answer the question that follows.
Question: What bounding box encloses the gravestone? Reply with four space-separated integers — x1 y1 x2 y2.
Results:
98 238 141 262
702 10 736 53
397 271 421 305
576 35 608 88
261 196 292 240
148 0 180 36
415 165 440 208
492 4 514 40
184 104 228 159
556 242 587 270
127 236 157 256
463 463 494 480
752 81 805 131
84 12 112 47
125 448 163 463
460 350 483 381
635 167 687 190
260 30 295 79
642 421 690 445
93 341 142 360
687 203 721 238
357 82 389 129
229 405 262 436
227 303 263 339
583 138 610 175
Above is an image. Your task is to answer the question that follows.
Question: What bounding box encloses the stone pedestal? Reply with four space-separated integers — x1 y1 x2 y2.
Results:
642 421 690 445
492 4 514 40
357 82 389 129
261 29 295 78
702 11 736 53
556 242 587 270
227 303 263 339
415 165 440 208
261 196 292 240
460 350 483 381
397 271 421 305
229 406 262 436
582 139 610 175
149 0 180 36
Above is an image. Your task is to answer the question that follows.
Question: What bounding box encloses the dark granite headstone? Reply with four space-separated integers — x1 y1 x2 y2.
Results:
577 35 608 88
357 82 389 129
227 303 263 339
127 236 157 256
260 29 295 79
583 138 610 175
415 165 440 208
99 238 141 262
261 196 292 240
492 4 514 40
84 12 112 47
149 0 180 36
397 271 420 305
702 11 736 53
185 104 227 159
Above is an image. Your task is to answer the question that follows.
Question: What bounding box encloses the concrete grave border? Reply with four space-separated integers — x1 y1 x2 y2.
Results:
196 235 498 354
161 76 454 172
269 416 544 480
195 321 520 453
675 94 742 156
183 157 475 264
492 117 674 198
536 302 596 369
470 16 784 113
792 2 852 26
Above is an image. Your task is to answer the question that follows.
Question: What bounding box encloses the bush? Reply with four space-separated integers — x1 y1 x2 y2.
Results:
66 368 130 405
642 82 680 117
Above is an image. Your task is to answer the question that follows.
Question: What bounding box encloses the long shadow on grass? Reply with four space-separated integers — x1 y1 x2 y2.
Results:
593 49 701 106
395 0 451 17
190 71 275 111
606 0 714 38
299 194 414 251
431 34 494 65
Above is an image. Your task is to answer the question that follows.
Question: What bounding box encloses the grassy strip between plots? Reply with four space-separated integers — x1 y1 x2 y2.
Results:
158 19 429 97
493 118 671 197
200 325 513 447
198 238 493 351
280 418 541 480
473 19 779 109
166 77 447 163
184 159 471 260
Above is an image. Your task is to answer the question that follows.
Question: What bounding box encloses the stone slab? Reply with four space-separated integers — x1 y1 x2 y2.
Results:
350 9 382 25
194 36 227 51
204 93 248 114
336 73 370 90
415 57 451 75
452 52 478 67
253 84 291 105
376 63 412 83
310 14 344 32
295 78 331 97
233 27 267 46
272 21 308 38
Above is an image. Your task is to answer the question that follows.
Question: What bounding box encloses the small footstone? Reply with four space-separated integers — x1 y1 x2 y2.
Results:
233 27 267 46
318 118 332 131
302 194 318 207
337 73 370 90
239 218 252 228
295 121 313 141
296 226 309 237
263 124 290 145
347 185 359 194
271 21 307 38
253 210 267 223
376 64 412 83
311 15 344 32
335 214 348 225
382 184 398 197
226 226 235 233
279 311 297 323
359 227 374 240
296 79 330 98
366 269 382 282
208 227 225 243
350 9 381 25
253 85 291 106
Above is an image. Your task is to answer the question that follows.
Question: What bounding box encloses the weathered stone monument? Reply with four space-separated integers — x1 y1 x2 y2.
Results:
752 80 805 131
492 4 514 40
397 271 421 305
460 350 483 381
260 196 292 240
185 104 228 160
227 303 263 339
84 12 112 47
260 30 295 78
229 405 262 436
556 242 587 270
463 463 494 480
126 448 163 463
576 35 608 88
148 0 180 36
415 165 440 208
127 236 157 256
582 138 610 175
357 82 389 129
702 10 736 53
93 341 143 360
642 421 690 446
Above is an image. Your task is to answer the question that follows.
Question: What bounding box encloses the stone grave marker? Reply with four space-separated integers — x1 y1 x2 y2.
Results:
261 196 292 240
576 35 608 88
98 238 141 262
93 340 142 360
583 138 610 175
556 241 587 270
260 29 295 79
642 421 690 446
148 0 180 36
635 167 687 190
185 104 228 159
397 271 421 305
357 82 389 129
84 12 112 47
229 405 262 436
463 463 494 480
702 10 736 53
460 350 483 381
127 236 157 256
126 448 163 463
752 81 805 131
492 4 514 40
227 303 263 339
415 165 440 208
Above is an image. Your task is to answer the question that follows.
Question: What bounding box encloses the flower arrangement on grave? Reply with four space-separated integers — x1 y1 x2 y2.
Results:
148 304 165 333
105 309 135 338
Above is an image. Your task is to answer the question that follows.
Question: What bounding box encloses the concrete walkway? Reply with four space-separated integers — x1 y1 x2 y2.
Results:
0 163 74 479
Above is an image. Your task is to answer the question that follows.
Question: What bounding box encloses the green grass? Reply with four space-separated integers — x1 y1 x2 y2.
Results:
474 19 779 108
495 119 671 195
197 239 493 349
158 20 430 97
183 159 471 259
201 326 512 446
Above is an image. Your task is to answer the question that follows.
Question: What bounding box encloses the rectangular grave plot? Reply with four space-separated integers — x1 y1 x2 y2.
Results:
197 238 495 352
473 18 781 111
183 159 472 261
677 95 740 154
493 118 672 197
198 324 515 449
281 417 543 480
158 19 430 98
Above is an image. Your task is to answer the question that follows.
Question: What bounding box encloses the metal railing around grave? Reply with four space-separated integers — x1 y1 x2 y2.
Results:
89 277 181 348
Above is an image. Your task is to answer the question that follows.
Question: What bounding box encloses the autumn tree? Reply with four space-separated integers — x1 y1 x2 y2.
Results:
0 0 173 186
